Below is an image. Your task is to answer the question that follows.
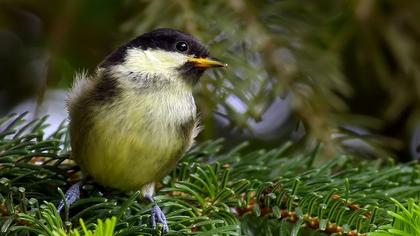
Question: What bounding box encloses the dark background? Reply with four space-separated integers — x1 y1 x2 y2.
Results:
1 0 419 161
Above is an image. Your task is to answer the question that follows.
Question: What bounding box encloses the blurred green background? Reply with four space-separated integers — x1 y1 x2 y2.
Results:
1 0 419 161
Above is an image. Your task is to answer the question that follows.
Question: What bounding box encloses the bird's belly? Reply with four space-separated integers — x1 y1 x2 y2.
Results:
81 119 188 190
76 95 195 190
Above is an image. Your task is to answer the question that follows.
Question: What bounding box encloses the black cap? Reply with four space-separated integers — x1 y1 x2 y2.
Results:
100 28 209 68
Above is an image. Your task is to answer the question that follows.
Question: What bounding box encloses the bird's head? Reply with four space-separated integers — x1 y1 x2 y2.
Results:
100 28 225 85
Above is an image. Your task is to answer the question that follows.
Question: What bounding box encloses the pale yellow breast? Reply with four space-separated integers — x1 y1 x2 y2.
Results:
74 79 197 190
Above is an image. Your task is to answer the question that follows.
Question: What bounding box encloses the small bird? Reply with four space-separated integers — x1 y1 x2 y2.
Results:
61 28 225 232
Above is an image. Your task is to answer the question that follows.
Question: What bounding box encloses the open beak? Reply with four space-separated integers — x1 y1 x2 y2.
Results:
187 57 227 68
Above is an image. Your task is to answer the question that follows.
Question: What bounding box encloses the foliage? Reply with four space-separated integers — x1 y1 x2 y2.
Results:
12 201 117 236
369 198 420 236
1 113 420 235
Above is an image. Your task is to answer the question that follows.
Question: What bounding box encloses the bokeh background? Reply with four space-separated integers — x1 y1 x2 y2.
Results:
1 0 419 161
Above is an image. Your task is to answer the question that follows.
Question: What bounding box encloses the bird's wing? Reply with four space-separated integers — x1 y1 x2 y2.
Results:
67 70 97 166
67 70 95 110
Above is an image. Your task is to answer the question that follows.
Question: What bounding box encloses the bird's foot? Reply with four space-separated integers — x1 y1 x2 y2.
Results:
58 181 82 212
146 194 169 234
151 204 169 233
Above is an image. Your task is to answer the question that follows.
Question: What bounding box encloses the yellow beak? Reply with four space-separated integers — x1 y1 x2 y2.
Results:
187 57 227 68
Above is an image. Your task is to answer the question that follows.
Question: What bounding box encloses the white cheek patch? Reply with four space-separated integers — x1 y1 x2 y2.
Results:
122 48 188 77
143 50 161 64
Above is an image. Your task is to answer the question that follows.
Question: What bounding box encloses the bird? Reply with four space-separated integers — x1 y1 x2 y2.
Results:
60 28 226 233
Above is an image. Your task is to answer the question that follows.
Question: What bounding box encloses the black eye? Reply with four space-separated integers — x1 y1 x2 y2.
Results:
176 41 189 52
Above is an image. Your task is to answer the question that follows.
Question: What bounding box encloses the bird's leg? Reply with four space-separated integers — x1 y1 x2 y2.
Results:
142 183 169 233
58 180 83 212
146 194 169 233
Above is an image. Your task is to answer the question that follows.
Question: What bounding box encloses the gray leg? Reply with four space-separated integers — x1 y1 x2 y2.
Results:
58 181 82 212
143 183 169 233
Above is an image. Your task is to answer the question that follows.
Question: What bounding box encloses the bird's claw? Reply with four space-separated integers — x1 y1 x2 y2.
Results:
151 204 169 233
58 181 82 212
